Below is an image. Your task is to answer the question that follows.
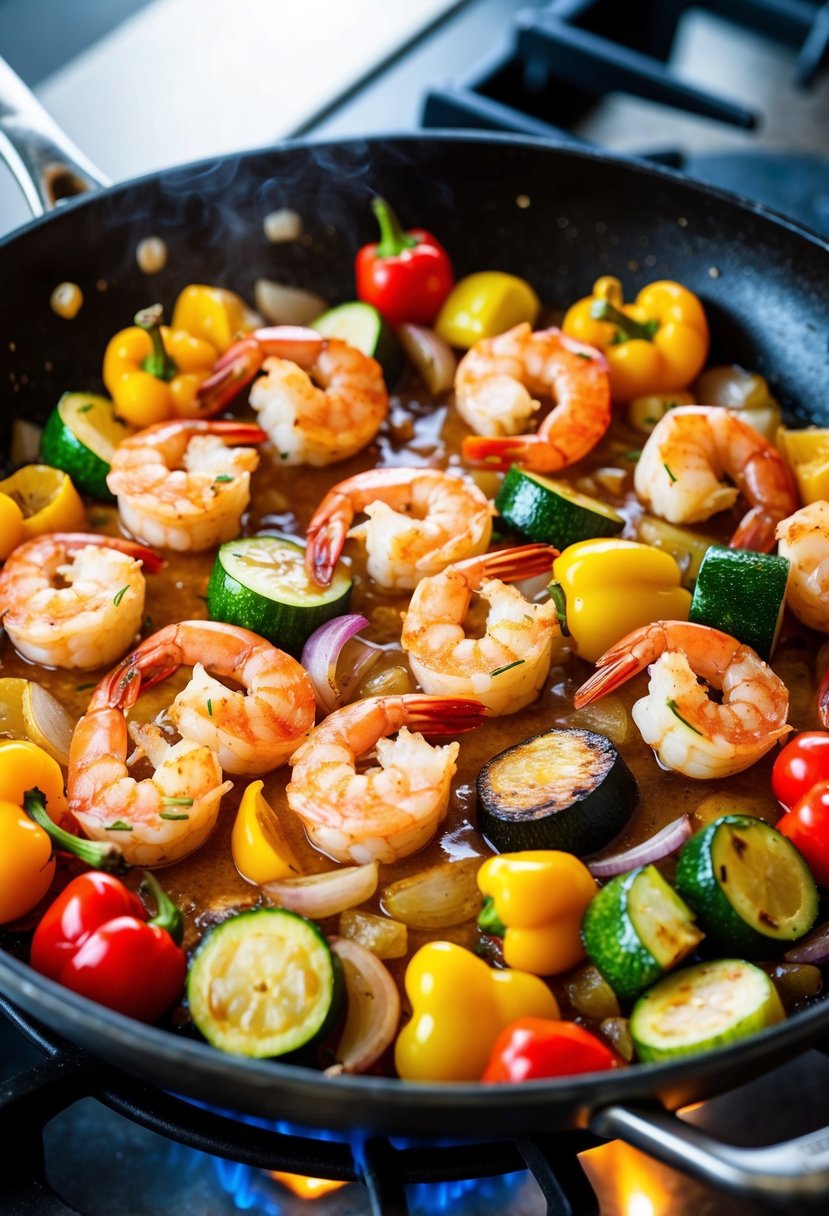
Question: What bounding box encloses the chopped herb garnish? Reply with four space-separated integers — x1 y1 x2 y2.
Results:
75 682 96 692
666 698 703 736
490 659 526 678
160 810 190 821
575 351 593 361
143 616 153 630
624 450 642 461
207 698 213 717
77 402 94 413
113 585 130 606
643 415 658 425
106 820 132 831
162 797 194 807
214 474 233 482
279 452 290 460
663 462 677 483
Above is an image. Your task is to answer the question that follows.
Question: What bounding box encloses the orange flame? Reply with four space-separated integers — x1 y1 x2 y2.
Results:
580 1141 669 1216
269 1171 349 1199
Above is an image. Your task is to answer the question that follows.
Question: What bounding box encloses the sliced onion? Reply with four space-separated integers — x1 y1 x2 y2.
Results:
23 680 74 766
338 908 408 959
587 815 692 878
784 923 829 965
397 324 457 395
381 857 483 929
254 278 327 327
262 861 378 919
325 937 400 1075
301 614 380 714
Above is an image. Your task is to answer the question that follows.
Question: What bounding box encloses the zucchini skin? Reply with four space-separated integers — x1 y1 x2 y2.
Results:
580 867 668 1001
495 467 623 548
476 728 638 857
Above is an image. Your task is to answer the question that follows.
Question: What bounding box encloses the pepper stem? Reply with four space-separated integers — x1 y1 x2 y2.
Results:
135 303 178 381
547 580 569 638
590 299 659 343
140 870 184 945
23 788 129 875
477 895 506 939
372 197 418 258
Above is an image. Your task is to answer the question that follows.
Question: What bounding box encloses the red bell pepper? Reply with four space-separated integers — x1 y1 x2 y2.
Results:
30 870 186 1023
481 1017 622 1083
355 197 454 327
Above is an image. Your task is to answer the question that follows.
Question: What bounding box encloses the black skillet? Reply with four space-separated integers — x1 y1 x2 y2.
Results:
1 56 829 1202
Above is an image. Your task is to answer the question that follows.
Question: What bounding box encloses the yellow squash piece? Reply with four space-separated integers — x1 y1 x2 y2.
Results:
394 940 559 1081
477 851 597 975
171 284 250 355
434 271 540 349
231 779 300 885
0 465 86 539
778 427 829 504
551 538 691 664
0 492 24 559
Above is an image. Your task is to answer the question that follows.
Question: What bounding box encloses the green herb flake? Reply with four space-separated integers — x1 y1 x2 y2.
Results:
106 820 132 831
75 682 96 692
489 659 526 678
160 810 190 821
162 797 194 807
666 698 703 736
214 474 233 483
643 415 658 426
575 351 593 361
663 462 677 483
207 698 213 717
113 585 130 606
279 452 290 461
624 450 642 462
77 402 94 413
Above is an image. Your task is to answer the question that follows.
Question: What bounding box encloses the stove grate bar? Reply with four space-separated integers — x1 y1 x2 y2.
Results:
517 1134 601 1216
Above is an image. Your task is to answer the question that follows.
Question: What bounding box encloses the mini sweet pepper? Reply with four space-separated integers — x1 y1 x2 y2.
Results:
481 1017 622 1082
171 284 251 355
549 538 691 664
477 851 597 976
103 304 218 426
355 197 454 327
394 941 559 1082
0 465 86 539
434 271 540 349
231 779 300 885
562 276 709 402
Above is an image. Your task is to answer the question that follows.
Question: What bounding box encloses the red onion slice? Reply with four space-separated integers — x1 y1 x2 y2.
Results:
587 815 693 878
301 614 379 714
325 937 401 1075
785 923 829 965
262 861 378 919
397 324 457 395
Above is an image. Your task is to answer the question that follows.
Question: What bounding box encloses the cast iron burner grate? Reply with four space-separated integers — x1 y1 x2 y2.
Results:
0 996 600 1216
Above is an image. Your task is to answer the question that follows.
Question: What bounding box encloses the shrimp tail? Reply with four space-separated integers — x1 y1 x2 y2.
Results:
730 506 780 554
55 532 166 575
461 433 568 473
475 542 559 582
402 694 487 734
197 340 264 414
572 651 648 708
305 493 352 586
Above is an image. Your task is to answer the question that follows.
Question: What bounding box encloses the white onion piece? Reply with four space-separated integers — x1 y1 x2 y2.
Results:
381 857 483 929
588 816 692 878
262 861 378 919
254 278 327 326
25 682 75 766
326 937 401 1075
785 923 829 965
301 614 379 714
397 324 457 394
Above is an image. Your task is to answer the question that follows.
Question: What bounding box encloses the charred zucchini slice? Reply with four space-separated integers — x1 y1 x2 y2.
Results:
476 728 638 857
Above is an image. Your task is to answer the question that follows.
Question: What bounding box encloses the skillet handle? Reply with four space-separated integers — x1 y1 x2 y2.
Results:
0 56 109 217
591 1102 829 1202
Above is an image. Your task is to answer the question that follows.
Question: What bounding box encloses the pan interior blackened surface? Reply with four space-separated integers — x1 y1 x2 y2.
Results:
0 134 829 1134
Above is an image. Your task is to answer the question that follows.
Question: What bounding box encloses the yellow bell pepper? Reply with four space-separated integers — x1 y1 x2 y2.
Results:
103 304 218 427
477 851 596 976
394 941 559 1081
550 538 691 664
562 276 709 402
171 284 250 355
231 780 300 885
434 271 540 349
0 465 86 539
0 740 70 922
0 740 68 826
777 427 829 504
0 492 24 559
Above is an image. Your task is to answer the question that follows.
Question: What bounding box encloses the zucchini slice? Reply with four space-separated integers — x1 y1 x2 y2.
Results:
40 392 134 500
675 814 819 956
312 301 403 385
495 467 623 548
207 534 352 657
187 908 344 1058
581 864 703 1000
630 959 786 1062
688 544 789 660
476 728 638 857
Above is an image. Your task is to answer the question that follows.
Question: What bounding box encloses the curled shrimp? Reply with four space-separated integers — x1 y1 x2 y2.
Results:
458 324 611 473
400 544 560 715
776 502 829 632
286 693 485 864
106 418 266 551
305 466 493 590
634 405 798 551
573 620 791 779
0 532 162 669
104 620 316 775
69 684 232 868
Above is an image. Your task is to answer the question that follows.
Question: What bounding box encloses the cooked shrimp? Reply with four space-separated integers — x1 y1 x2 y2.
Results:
634 405 798 551
106 418 266 551
458 324 611 472
0 532 162 669
776 502 829 632
104 620 315 775
286 693 485 864
400 544 560 714
305 466 493 590
573 620 790 778
69 688 232 868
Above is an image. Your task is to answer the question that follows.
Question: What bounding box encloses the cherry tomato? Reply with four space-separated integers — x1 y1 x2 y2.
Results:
771 732 829 810
778 780 829 888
